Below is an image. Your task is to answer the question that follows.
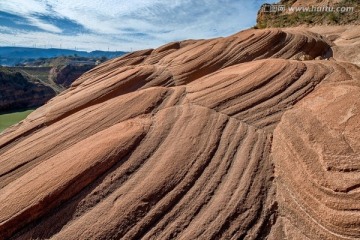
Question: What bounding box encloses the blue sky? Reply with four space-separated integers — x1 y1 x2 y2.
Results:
0 0 277 51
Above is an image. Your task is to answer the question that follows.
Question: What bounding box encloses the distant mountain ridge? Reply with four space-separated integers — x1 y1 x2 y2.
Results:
0 47 127 66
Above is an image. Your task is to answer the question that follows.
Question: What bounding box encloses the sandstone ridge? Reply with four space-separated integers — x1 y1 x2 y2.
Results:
0 27 359 239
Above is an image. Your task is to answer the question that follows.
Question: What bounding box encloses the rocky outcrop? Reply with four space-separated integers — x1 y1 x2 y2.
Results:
0 61 98 113
270 69 360 240
0 27 359 239
49 64 94 88
306 25 360 66
257 0 360 66
281 0 343 7
257 0 359 28
0 70 56 112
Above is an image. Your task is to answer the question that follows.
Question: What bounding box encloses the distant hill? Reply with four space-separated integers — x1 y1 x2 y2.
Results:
0 47 127 66
0 55 114 112
0 67 56 112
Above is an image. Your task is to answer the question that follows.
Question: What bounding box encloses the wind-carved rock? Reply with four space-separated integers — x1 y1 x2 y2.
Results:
0 27 359 240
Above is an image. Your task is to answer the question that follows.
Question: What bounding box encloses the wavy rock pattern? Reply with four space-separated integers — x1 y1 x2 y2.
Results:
307 25 360 66
271 79 360 240
0 28 359 239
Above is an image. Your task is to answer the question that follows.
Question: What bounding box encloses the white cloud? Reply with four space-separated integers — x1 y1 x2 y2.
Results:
0 24 155 51
0 0 48 15
0 0 62 33
26 17 62 33
0 0 277 51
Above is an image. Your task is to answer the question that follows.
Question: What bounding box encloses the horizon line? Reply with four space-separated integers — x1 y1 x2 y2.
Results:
0 45 128 53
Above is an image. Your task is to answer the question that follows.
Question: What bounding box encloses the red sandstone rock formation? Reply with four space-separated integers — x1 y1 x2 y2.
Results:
0 27 359 239
306 25 360 66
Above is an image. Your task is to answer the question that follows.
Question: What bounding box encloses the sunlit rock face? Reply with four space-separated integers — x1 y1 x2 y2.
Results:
0 27 359 240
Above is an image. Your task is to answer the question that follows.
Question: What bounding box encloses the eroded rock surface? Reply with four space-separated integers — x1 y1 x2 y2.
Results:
0 28 359 239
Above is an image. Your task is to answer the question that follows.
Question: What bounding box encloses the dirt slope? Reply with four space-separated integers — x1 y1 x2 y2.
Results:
0 27 359 239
